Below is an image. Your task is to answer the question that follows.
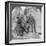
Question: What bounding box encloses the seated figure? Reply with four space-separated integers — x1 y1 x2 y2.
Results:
15 16 27 36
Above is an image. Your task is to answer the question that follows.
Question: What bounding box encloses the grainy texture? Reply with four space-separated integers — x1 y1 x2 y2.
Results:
11 6 41 40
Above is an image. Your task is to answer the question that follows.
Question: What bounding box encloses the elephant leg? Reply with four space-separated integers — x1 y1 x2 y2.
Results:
31 24 33 33
33 23 36 33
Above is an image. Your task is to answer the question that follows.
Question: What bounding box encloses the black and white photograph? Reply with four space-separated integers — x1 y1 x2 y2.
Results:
5 1 45 44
